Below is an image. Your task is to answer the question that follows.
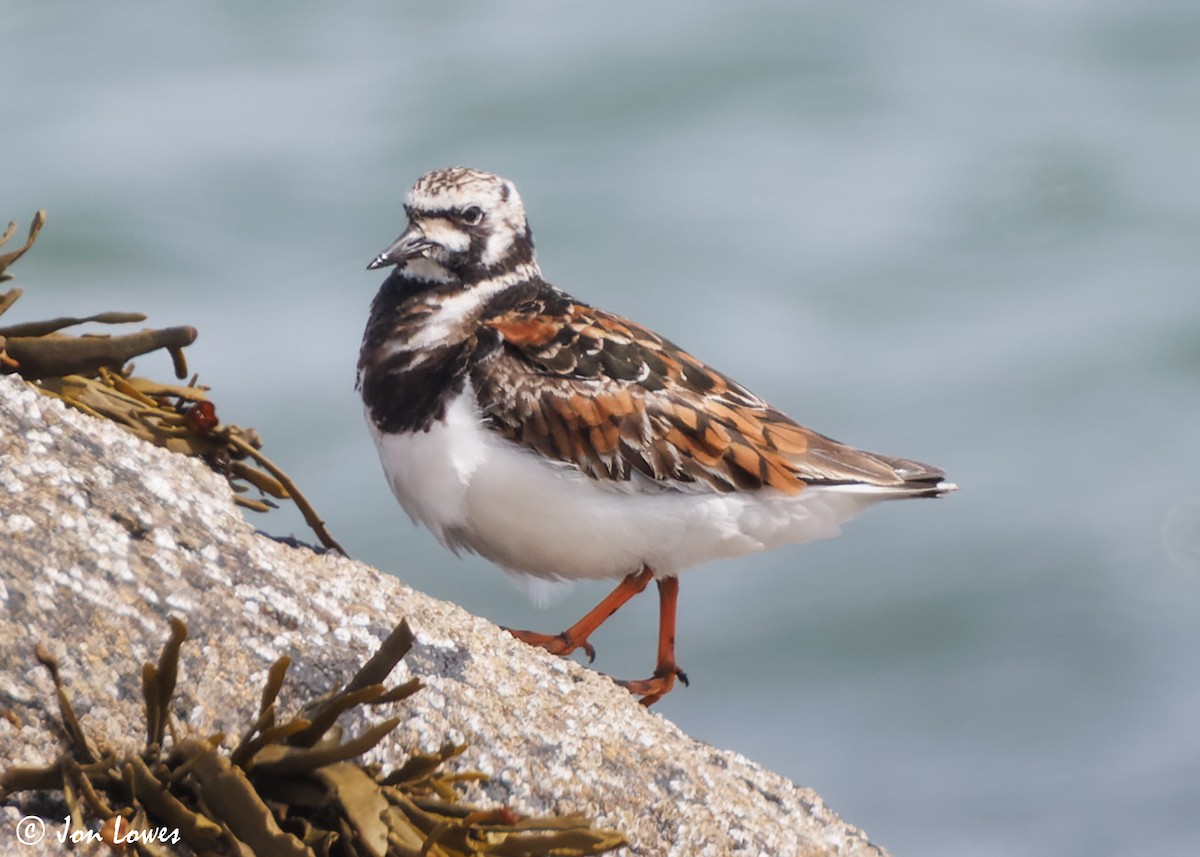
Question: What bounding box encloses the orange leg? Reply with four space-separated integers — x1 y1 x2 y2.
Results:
617 576 688 706
505 567 688 706
504 567 654 662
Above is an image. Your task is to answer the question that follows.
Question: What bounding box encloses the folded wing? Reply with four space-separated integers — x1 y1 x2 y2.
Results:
474 290 950 497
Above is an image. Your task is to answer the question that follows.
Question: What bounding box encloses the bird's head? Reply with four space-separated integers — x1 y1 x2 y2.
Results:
368 167 535 283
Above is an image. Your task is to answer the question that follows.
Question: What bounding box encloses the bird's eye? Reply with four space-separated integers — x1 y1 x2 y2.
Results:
460 206 483 226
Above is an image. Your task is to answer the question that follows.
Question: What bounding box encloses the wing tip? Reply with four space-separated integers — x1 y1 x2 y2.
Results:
811 477 958 499
922 479 958 497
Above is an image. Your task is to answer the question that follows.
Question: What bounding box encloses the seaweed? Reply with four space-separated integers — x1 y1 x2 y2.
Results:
0 211 343 553
1 619 626 856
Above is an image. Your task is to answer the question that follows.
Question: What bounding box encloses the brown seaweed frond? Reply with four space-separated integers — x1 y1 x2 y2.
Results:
0 209 45 283
0 210 343 553
0 620 627 857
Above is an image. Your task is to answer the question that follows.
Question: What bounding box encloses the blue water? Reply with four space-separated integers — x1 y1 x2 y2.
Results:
5 3 1199 854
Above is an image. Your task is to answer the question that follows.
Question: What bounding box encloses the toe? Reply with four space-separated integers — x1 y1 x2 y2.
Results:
616 664 685 706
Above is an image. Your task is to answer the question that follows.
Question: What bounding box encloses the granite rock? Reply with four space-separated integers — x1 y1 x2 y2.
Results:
0 373 888 857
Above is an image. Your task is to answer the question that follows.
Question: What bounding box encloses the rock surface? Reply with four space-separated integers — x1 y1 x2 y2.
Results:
0 372 888 857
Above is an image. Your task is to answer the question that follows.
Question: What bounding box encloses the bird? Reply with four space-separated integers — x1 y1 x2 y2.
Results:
357 167 956 705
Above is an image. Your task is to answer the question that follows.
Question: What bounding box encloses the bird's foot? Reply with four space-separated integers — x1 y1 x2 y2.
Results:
502 627 597 662
617 663 689 707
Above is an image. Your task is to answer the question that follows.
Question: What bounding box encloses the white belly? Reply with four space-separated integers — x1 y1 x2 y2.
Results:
368 389 884 582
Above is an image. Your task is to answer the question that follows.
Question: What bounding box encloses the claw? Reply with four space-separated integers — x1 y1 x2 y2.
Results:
616 662 688 707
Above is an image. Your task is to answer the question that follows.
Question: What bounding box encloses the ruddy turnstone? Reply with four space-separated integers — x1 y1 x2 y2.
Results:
358 167 956 705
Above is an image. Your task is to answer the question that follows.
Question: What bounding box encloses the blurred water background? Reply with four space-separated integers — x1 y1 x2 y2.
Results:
4 3 1199 854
